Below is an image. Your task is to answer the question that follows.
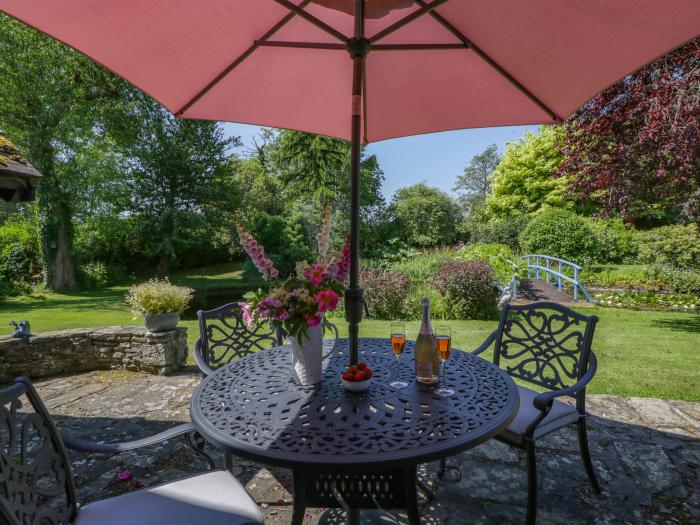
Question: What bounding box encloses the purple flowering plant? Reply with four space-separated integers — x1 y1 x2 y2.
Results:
236 208 349 340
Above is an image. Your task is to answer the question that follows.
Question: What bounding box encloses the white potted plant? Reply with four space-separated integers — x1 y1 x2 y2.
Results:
125 279 193 333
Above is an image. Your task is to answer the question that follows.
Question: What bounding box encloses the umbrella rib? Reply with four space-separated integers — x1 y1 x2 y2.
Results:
371 43 466 50
271 0 349 43
369 0 451 43
413 0 562 122
176 0 318 117
256 41 346 50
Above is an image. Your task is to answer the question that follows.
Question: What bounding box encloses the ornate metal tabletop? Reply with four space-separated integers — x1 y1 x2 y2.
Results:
190 338 518 469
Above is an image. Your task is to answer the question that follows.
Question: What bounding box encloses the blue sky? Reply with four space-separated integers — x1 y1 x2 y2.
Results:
222 123 539 200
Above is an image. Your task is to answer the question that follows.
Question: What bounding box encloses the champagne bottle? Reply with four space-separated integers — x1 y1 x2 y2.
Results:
415 297 438 385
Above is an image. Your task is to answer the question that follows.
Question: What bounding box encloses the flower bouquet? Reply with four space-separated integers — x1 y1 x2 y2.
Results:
236 208 349 385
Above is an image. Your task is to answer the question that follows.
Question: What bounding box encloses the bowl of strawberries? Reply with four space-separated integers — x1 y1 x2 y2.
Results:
341 362 372 392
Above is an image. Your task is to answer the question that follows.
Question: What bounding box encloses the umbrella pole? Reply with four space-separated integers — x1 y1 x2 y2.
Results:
345 1 367 366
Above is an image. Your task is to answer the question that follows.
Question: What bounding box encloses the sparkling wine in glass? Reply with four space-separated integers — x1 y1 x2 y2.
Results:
389 322 408 389
436 326 455 397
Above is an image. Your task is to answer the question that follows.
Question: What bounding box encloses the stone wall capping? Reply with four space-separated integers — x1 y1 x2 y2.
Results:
0 326 188 382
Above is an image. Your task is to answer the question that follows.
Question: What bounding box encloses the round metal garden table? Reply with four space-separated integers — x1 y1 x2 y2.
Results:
190 337 519 525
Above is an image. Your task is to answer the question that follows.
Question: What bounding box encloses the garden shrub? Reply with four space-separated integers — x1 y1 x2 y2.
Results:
407 282 448 320
430 260 498 320
391 183 460 247
365 238 422 265
580 265 660 290
242 212 313 279
519 208 600 264
457 243 527 285
73 214 151 274
77 261 109 288
0 219 40 292
644 265 700 294
458 214 530 252
387 247 457 282
585 218 639 264
360 268 413 320
636 224 700 270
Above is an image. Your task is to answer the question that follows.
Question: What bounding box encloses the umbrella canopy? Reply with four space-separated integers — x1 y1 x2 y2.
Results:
0 133 41 202
2 0 698 359
1 1 698 142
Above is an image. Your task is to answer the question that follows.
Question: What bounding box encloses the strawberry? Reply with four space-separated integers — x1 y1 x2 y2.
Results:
354 371 366 382
365 369 372 379
341 373 352 381
357 362 367 371
348 366 357 375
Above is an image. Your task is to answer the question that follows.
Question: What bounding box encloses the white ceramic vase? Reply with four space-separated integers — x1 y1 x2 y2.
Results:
289 321 338 386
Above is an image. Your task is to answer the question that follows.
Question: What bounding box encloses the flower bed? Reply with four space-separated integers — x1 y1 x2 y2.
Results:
593 291 699 312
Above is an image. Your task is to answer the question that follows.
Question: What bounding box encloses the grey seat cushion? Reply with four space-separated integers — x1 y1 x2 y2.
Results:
499 386 580 444
75 470 263 525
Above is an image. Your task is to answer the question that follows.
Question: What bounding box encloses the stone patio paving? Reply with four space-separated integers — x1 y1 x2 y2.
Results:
34 369 699 525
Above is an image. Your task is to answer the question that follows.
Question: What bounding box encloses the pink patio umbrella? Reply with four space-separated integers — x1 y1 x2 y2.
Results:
2 0 698 361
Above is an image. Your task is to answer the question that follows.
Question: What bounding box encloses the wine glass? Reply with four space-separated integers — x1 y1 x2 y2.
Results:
436 326 454 397
389 322 408 389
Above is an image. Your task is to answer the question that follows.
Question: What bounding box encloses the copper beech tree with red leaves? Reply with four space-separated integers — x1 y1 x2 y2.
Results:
559 38 699 225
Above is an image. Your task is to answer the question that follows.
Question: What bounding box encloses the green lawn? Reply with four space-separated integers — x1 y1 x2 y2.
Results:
1 279 698 402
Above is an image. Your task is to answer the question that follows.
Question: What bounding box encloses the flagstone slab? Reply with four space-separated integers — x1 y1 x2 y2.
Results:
25 370 700 524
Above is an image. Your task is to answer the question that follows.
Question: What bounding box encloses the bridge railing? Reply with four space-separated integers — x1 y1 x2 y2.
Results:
520 254 593 302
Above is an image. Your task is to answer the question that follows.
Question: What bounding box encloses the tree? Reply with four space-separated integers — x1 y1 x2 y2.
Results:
271 130 349 204
391 184 460 247
268 129 387 253
487 126 570 217
117 101 234 276
560 38 700 224
0 15 122 290
453 144 500 211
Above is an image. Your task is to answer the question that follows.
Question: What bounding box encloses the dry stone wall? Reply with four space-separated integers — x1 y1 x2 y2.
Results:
0 326 188 382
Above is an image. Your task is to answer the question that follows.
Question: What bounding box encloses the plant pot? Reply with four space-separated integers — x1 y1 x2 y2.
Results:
289 322 338 386
144 312 180 333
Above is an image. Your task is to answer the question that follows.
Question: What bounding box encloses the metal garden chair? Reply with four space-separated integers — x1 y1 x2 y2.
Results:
442 301 601 525
194 301 285 377
0 376 263 525
194 301 285 471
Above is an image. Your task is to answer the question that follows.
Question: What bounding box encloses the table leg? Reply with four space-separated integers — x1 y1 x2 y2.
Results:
403 466 421 525
292 469 307 525
346 508 360 525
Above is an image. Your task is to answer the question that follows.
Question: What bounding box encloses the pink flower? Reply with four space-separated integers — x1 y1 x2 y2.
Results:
304 263 325 286
324 237 351 283
305 312 322 328
117 469 132 481
315 289 339 313
235 223 279 281
274 310 289 321
240 302 254 329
